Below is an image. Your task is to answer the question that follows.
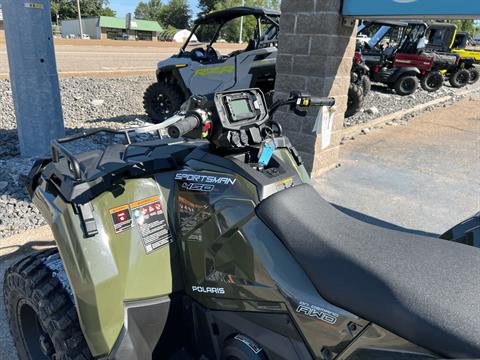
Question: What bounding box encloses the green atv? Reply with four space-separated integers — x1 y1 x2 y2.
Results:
143 7 280 123
5 87 480 359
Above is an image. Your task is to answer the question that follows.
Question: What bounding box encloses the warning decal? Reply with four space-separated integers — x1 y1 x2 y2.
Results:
110 205 132 234
130 196 172 254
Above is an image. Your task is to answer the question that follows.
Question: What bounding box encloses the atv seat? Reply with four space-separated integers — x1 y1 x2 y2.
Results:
256 184 480 358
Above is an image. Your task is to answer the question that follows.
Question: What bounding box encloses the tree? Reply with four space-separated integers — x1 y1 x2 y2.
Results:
159 0 191 29
134 0 163 21
452 20 476 35
214 0 280 43
101 7 116 17
51 0 113 22
198 0 217 15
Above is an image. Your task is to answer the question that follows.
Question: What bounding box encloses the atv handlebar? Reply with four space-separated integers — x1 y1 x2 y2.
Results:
269 92 336 117
167 115 200 138
309 96 336 107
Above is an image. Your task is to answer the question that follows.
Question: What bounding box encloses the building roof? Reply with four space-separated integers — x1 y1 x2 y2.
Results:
99 16 162 32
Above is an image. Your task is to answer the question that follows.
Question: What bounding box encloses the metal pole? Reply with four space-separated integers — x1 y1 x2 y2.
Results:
76 0 83 38
2 0 65 157
239 0 245 43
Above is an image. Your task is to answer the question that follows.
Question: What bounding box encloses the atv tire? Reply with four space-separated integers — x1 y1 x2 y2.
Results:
361 75 371 96
449 69 470 88
345 83 364 118
4 249 92 360
143 82 184 123
468 67 480 84
420 72 444 92
394 75 419 96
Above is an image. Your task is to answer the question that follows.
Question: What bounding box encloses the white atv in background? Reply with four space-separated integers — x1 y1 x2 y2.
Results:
144 7 280 123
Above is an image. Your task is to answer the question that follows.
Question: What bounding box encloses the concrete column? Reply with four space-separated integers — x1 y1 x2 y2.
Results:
2 0 64 157
274 0 356 177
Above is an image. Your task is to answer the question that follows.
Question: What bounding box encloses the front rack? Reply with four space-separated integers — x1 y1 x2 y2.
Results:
50 116 182 180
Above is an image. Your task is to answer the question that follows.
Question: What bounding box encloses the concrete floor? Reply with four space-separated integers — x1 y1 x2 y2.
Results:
0 96 479 358
315 96 480 236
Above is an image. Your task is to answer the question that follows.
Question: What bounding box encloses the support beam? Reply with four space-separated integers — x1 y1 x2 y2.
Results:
274 0 356 176
2 0 64 157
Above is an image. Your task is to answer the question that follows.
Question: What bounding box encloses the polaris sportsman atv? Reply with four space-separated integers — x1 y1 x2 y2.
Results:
5 87 480 360
143 7 280 123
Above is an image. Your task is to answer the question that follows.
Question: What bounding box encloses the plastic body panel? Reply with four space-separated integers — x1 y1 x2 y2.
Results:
32 176 178 357
452 48 480 62
172 148 371 358
393 53 433 71
440 213 480 246
155 47 277 97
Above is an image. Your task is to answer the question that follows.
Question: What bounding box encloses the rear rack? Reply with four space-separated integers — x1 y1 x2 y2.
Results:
51 116 182 181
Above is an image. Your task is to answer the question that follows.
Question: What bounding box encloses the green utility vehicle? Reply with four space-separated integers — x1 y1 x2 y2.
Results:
143 7 280 123
4 88 480 360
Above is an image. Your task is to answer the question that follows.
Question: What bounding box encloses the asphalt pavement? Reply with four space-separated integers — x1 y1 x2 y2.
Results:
0 39 243 77
315 95 480 235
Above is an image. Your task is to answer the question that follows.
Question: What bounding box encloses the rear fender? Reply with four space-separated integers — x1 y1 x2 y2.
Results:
390 67 420 82
26 158 52 198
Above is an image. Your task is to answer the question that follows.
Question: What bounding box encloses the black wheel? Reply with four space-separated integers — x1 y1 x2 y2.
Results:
221 335 268 360
345 83 364 118
468 67 480 84
4 249 92 360
361 75 371 96
420 72 444 92
143 82 184 123
394 75 419 96
449 69 470 88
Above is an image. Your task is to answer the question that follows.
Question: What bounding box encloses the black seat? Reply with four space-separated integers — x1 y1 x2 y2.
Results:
256 184 480 358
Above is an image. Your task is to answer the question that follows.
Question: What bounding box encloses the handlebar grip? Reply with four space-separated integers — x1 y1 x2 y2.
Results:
309 97 336 107
168 115 200 138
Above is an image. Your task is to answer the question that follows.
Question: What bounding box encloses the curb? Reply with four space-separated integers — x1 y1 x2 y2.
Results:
341 86 480 138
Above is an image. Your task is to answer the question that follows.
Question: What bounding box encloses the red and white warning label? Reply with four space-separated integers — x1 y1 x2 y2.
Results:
130 195 172 254
109 205 133 234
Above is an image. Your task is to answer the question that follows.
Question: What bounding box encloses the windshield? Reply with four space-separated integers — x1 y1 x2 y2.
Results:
185 22 219 47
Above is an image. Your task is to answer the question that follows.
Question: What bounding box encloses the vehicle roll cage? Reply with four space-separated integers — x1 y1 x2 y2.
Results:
180 6 280 53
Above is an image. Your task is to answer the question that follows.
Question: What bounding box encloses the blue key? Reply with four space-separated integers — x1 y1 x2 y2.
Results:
258 140 276 167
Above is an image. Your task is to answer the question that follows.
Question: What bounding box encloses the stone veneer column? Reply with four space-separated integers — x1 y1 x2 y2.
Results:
274 0 356 177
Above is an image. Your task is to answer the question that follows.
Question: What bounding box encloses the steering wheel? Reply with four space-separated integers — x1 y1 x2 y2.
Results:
206 45 219 61
190 47 207 61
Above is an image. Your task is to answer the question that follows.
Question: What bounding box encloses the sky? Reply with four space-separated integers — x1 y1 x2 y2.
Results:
109 0 200 18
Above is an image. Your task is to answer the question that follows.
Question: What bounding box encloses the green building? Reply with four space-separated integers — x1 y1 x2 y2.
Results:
61 16 163 41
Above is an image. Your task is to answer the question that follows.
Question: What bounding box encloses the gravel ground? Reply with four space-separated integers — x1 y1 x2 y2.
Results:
0 76 479 239
345 81 480 127
0 76 155 239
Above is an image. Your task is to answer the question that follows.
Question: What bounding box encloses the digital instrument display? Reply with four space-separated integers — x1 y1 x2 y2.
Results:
228 98 255 122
